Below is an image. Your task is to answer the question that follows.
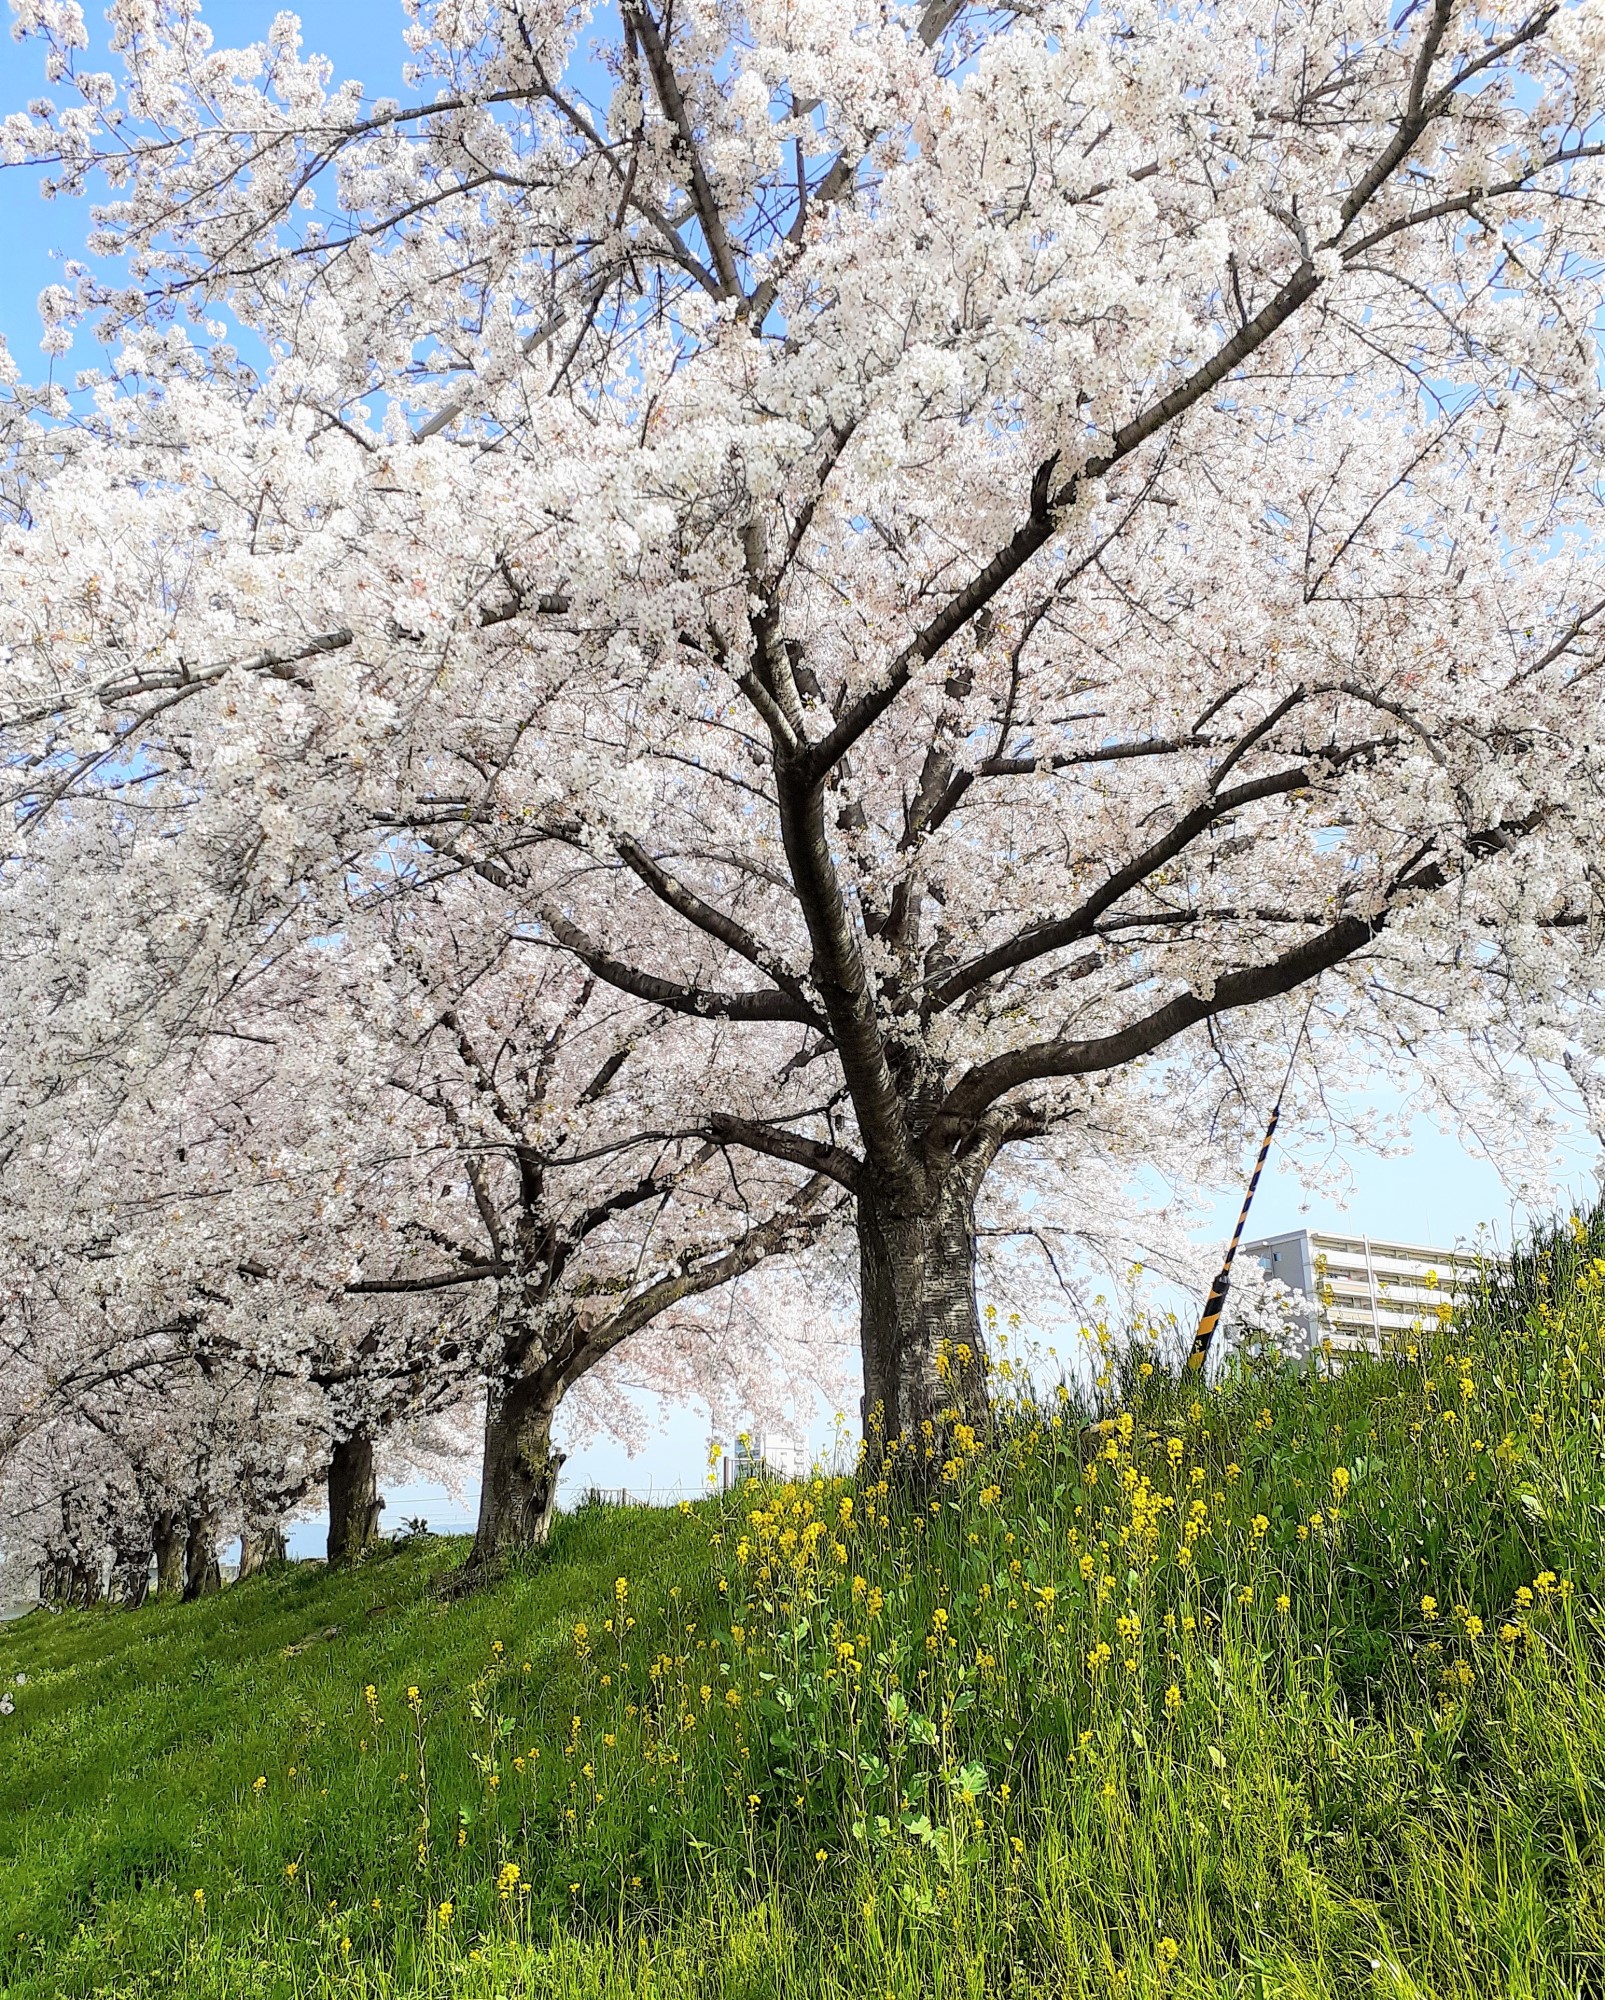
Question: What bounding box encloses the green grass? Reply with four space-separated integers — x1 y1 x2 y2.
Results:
8 1221 1605 1998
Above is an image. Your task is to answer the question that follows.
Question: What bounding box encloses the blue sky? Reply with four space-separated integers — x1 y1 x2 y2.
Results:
0 5 412 354
3 5 1598 1535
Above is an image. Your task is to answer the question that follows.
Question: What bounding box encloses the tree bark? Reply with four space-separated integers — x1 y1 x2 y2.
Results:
183 1513 221 1601
68 1558 104 1606
327 1433 382 1566
113 1542 152 1608
469 1373 566 1571
858 1168 991 1467
237 1524 287 1580
45 1553 102 1606
152 1510 184 1598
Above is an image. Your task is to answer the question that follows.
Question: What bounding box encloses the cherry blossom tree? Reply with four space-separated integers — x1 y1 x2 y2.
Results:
0 779 848 1577
6 0 1605 1471
300 862 846 1565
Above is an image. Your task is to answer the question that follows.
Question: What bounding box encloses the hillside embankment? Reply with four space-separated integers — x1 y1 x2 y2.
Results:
6 1221 1605 1998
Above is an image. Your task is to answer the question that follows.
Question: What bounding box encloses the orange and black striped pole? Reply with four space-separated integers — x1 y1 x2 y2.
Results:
1186 1098 1281 1374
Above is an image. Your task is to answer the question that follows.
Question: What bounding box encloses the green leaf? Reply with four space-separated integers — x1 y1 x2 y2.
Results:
898 1880 938 1918
953 1761 989 1802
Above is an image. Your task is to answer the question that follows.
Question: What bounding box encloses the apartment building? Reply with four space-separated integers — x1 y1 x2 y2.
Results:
731 1431 812 1483
1243 1228 1482 1357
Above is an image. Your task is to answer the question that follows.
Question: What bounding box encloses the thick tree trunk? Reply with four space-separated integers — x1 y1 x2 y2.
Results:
237 1524 287 1580
183 1513 221 1601
113 1542 152 1608
327 1433 382 1566
469 1374 566 1571
46 1554 101 1606
152 1511 184 1598
67 1558 104 1607
858 1170 991 1464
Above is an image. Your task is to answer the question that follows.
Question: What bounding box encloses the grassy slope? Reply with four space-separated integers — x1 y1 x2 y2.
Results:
7 1226 1605 1999
0 1505 710 1998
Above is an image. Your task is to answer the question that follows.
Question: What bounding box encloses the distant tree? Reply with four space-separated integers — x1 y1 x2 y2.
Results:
0 805 843 1577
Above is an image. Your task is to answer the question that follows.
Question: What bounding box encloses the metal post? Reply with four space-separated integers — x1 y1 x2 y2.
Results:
1188 1099 1281 1373
1362 1236 1382 1350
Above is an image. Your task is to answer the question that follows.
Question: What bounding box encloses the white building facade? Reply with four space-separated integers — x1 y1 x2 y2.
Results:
732 1431 811 1483
1244 1229 1482 1358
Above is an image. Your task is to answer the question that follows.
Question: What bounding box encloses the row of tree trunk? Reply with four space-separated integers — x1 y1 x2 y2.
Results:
31 1433 390 1613
142 1509 223 1602
39 1328 964 1617
37 1510 223 1608
41 1290 969 1616
326 1390 566 1575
